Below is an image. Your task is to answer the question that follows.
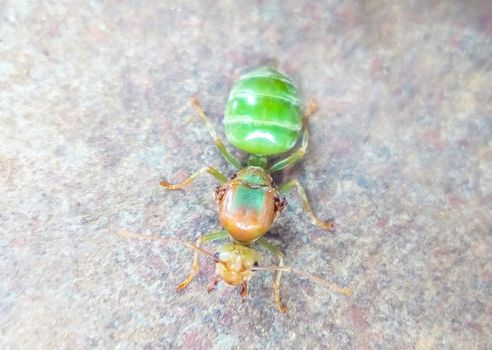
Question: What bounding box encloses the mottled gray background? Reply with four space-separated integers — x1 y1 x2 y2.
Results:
1 1 491 349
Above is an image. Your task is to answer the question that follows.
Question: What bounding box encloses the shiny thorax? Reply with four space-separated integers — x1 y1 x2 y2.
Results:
216 167 286 244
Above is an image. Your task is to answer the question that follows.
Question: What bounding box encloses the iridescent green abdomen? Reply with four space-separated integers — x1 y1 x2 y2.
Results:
224 67 302 156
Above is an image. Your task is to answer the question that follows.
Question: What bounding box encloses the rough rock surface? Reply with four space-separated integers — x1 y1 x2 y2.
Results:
1 1 491 349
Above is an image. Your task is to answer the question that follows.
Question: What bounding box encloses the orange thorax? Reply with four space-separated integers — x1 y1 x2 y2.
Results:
216 167 279 244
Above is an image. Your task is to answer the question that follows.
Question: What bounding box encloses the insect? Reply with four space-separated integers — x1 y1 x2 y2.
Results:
122 67 351 312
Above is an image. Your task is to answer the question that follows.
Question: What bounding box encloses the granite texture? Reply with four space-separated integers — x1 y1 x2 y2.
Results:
1 1 491 349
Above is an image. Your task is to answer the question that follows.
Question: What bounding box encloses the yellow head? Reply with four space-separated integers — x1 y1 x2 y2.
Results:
215 243 260 286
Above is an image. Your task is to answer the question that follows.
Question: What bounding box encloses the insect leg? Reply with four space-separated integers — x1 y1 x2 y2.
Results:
256 237 287 313
278 179 335 231
268 101 317 173
191 96 242 169
207 275 221 293
161 166 227 190
240 281 248 303
0 157 12 183
177 230 229 290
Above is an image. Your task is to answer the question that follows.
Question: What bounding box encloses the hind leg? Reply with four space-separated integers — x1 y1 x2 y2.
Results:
191 97 242 169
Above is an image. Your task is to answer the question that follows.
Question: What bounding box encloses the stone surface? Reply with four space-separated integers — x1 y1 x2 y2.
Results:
1 1 491 349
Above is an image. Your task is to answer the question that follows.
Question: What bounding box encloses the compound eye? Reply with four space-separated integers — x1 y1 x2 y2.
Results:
253 261 259 267
214 252 220 260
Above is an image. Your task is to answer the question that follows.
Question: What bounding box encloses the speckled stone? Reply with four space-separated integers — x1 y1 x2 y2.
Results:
0 1 491 349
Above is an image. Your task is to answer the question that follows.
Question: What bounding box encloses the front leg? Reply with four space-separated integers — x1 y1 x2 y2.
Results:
256 237 287 313
240 281 248 303
177 230 228 289
278 179 335 231
0 157 12 183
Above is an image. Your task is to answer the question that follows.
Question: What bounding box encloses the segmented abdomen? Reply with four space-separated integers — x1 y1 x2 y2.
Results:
224 67 302 156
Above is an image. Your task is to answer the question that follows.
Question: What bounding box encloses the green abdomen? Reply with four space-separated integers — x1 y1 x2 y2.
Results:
224 67 302 156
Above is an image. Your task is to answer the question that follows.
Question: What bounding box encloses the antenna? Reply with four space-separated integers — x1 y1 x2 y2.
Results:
119 230 352 297
117 230 219 263
253 265 352 296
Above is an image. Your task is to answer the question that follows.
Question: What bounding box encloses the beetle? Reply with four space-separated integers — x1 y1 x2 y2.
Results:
122 67 351 312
